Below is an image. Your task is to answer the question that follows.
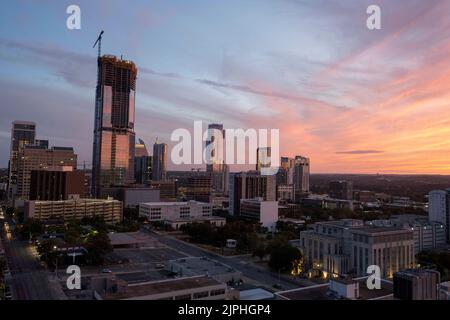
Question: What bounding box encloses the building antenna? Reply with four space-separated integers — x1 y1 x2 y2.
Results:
93 30 104 58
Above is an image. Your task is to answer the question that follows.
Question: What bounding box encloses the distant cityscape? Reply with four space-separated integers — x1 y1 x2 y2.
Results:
2 0 450 303
1 44 450 302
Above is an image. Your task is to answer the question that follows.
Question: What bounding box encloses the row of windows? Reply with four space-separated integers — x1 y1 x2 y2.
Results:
159 289 226 301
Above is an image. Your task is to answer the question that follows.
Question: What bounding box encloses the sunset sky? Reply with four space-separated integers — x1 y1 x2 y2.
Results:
1 0 450 174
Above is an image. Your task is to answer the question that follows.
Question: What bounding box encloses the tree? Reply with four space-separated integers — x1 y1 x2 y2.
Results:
37 239 60 267
0 258 6 277
253 244 267 261
267 239 302 272
65 219 83 245
85 231 113 265
19 219 44 240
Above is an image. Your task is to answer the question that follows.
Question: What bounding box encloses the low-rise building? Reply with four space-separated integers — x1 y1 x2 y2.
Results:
169 257 242 283
24 198 123 224
165 216 226 230
239 198 278 230
277 184 294 201
101 187 160 208
299 219 415 278
393 269 440 300
98 275 233 300
368 215 446 253
139 200 219 228
277 276 393 300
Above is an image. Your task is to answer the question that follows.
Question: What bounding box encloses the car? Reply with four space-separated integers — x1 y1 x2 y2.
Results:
155 263 165 269
101 268 112 273
4 286 12 300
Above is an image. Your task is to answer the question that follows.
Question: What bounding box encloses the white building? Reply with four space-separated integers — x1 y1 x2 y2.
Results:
239 198 278 230
139 200 225 229
369 215 446 252
299 219 415 278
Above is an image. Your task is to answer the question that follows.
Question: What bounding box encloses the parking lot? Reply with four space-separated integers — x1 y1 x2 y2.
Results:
108 247 186 264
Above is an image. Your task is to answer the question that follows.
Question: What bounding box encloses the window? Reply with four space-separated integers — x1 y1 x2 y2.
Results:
193 291 209 299
210 289 226 296
174 294 192 300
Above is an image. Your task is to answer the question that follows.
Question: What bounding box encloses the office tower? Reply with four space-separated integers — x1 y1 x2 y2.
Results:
205 123 229 194
428 189 450 243
299 220 415 278
256 147 271 173
16 146 77 201
35 139 49 149
393 269 440 300
30 167 85 201
229 171 276 216
134 155 152 185
152 141 168 181
276 156 294 186
186 175 212 203
135 138 149 157
329 180 353 200
134 138 152 185
150 180 176 201
8 121 36 199
92 55 137 197
293 156 310 200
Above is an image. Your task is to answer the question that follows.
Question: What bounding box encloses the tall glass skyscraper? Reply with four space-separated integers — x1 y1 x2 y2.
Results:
205 123 229 194
92 55 137 197
152 141 168 181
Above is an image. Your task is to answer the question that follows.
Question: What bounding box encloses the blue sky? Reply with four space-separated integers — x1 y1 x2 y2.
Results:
1 0 450 173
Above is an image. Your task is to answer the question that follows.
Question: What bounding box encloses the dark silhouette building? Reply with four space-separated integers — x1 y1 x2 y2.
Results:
30 168 86 201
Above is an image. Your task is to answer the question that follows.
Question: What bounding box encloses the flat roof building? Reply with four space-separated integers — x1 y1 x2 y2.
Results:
277 276 393 300
99 275 232 300
140 200 211 220
25 198 122 224
30 167 86 201
393 269 440 300
169 256 242 283
239 198 278 230
299 219 415 278
16 146 77 201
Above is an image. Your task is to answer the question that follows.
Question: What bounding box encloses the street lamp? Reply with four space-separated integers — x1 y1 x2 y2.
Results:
53 245 58 279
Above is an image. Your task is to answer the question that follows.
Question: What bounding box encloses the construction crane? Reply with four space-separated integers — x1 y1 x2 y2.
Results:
93 30 104 58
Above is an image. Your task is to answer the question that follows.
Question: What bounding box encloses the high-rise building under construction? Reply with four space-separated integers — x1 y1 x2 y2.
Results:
91 55 137 197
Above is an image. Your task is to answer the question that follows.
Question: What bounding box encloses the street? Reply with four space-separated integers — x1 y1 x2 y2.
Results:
147 229 316 291
2 219 65 300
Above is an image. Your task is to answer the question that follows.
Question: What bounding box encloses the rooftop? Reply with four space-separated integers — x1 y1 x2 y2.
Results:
352 226 409 235
170 256 239 277
165 216 225 223
104 276 223 300
141 200 210 206
277 277 393 300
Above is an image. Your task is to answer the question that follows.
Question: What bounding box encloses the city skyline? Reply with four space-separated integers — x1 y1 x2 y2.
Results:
1 0 450 174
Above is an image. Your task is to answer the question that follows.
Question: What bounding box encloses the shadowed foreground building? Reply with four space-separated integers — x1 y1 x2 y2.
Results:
229 171 276 217
393 269 440 300
16 146 77 201
30 167 86 200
